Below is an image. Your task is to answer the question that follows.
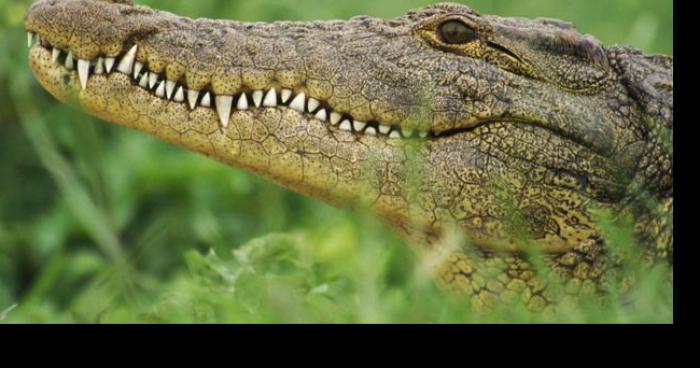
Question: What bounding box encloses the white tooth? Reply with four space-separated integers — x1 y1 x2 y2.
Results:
27 32 34 48
252 90 263 107
236 93 249 110
315 110 328 123
307 98 320 112
289 92 306 112
353 120 366 131
94 57 105 74
51 48 60 64
215 95 233 128
314 109 327 121
378 125 391 135
389 130 401 139
155 80 166 98
165 80 176 100
330 112 342 125
148 72 158 89
77 59 90 90
187 90 199 110
401 127 414 138
64 51 74 69
174 86 185 102
133 61 144 79
117 44 138 74
263 88 277 107
365 126 377 136
104 58 115 73
419 131 428 138
138 72 149 88
280 89 292 103
201 92 211 107
339 119 352 131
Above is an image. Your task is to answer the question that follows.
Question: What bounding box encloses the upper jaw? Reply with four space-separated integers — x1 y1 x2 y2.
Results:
24 0 433 139
25 0 622 155
24 0 528 143
28 35 422 141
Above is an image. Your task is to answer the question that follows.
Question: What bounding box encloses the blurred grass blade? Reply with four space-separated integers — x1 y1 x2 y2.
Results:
9 73 126 264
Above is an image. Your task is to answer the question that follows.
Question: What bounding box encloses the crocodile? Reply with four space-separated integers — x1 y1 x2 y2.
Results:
24 0 673 310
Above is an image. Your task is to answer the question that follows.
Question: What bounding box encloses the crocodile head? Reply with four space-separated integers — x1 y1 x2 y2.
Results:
25 0 672 303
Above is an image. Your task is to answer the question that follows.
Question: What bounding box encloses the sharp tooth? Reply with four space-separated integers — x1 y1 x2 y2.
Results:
353 120 366 131
138 72 149 88
148 72 158 89
94 57 105 74
201 92 211 107
330 112 342 125
307 98 320 112
64 51 74 70
104 58 115 73
187 90 199 110
116 44 138 74
378 125 391 135
365 126 377 136
289 92 306 112
236 93 249 110
401 127 414 138
51 48 60 64
339 119 353 131
314 109 327 121
174 86 185 102
419 131 428 138
215 95 233 128
389 130 401 139
133 61 144 79
155 80 166 98
165 80 176 100
77 59 90 90
263 88 277 107
252 90 263 107
280 89 292 104
27 32 34 48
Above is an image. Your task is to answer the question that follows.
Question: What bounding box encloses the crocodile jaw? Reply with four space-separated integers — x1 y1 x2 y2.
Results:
24 0 429 214
28 42 393 207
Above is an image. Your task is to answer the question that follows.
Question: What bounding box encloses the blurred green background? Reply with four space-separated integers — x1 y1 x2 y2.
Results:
0 0 672 323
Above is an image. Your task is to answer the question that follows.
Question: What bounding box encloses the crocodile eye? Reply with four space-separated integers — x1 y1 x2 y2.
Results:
437 20 476 44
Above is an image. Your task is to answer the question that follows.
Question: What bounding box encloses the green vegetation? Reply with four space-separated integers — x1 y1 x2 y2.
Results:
0 0 672 323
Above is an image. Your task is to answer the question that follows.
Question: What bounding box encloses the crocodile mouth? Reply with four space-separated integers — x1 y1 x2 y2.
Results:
28 33 441 141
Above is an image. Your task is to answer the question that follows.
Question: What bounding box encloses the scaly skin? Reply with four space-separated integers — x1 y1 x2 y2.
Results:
25 0 672 310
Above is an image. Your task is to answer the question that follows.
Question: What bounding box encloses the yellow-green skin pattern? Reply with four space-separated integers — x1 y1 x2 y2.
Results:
25 0 673 310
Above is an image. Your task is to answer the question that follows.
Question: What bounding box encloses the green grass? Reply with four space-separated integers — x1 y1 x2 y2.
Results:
0 0 672 323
